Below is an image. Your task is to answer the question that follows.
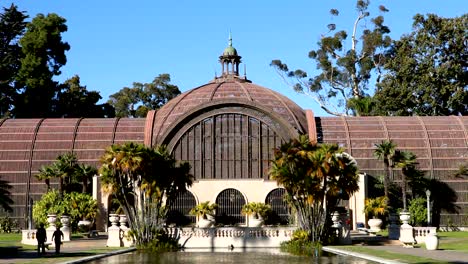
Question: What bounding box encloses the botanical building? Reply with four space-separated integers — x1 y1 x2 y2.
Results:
1 40 467 229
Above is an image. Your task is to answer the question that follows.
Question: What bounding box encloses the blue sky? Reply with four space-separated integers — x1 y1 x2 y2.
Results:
8 0 467 116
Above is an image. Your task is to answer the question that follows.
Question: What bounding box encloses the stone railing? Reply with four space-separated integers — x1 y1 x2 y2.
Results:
413 227 437 244
166 227 296 248
21 229 39 245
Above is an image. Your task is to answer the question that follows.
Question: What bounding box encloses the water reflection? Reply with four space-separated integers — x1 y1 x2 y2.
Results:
87 248 376 264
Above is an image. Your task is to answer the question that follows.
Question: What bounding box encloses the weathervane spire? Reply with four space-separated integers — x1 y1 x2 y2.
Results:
228 31 232 47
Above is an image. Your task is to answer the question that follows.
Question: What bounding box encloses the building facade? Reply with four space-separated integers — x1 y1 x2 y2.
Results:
1 40 467 229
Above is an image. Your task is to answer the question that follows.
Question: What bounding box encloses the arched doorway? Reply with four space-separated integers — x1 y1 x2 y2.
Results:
265 188 290 225
166 191 196 226
215 188 246 225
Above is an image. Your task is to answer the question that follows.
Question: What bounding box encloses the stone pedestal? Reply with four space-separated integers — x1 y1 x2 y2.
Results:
399 211 416 247
46 214 57 242
60 215 71 242
332 211 351 245
107 214 121 247
119 215 134 247
388 213 400 240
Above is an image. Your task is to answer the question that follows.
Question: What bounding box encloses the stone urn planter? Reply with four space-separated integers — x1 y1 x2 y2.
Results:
197 218 214 228
78 219 92 232
109 214 120 227
425 232 439 250
399 211 411 225
119 214 128 227
249 217 264 227
47 214 57 228
60 215 70 228
190 201 218 228
368 218 383 232
241 202 271 227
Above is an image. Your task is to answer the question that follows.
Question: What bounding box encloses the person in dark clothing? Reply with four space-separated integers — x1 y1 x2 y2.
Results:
51 226 64 254
36 223 47 255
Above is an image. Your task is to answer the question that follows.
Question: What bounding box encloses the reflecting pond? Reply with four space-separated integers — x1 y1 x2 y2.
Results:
87 248 377 264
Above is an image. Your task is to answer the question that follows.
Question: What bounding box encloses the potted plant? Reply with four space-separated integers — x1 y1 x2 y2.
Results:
364 196 387 232
242 202 271 227
189 201 218 228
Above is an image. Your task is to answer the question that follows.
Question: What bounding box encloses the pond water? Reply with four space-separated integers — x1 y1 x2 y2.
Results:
87 248 377 264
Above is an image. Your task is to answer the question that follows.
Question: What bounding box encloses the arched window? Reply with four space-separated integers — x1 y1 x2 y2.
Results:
166 191 196 226
172 113 284 180
265 188 290 225
215 188 246 225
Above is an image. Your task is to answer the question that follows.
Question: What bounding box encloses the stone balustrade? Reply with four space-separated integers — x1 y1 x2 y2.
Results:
166 227 296 248
413 227 437 244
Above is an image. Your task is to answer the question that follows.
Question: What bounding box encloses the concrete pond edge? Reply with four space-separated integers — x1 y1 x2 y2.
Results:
322 246 406 264
60 247 137 264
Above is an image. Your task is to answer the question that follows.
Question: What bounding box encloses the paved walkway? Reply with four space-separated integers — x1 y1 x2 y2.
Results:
0 236 134 264
362 244 468 263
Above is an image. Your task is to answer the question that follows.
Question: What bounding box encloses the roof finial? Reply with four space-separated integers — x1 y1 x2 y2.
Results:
228 31 232 47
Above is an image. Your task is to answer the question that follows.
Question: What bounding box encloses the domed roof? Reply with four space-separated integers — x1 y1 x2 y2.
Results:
147 79 308 145
222 33 238 56
223 46 238 56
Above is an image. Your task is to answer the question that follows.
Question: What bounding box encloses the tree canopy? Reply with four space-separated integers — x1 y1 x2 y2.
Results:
374 13 467 116
0 4 115 118
108 74 181 118
56 75 115 118
272 0 391 116
0 4 27 117
270 135 359 243
14 12 70 117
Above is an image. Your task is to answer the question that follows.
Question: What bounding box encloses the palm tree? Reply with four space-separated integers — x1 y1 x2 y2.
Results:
36 165 56 191
374 140 397 208
393 150 418 211
54 153 78 195
0 177 13 212
270 136 360 243
99 142 193 246
75 164 97 194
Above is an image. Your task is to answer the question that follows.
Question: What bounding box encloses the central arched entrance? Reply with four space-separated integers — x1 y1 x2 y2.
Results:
215 188 246 225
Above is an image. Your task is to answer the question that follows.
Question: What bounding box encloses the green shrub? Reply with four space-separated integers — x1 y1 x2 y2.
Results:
0 216 18 233
291 229 309 242
280 239 321 256
408 197 427 226
279 229 322 256
137 230 180 253
32 190 97 231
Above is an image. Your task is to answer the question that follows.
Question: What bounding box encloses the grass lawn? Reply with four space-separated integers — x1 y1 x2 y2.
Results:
330 231 468 264
332 246 447 264
426 231 468 252
0 232 122 264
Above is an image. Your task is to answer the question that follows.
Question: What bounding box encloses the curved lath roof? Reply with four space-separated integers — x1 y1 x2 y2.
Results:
145 78 308 146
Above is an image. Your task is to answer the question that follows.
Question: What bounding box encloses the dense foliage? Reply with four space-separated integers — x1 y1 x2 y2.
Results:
270 135 359 243
408 197 427 226
108 74 181 118
0 177 13 212
32 190 98 231
99 142 193 247
375 14 467 116
0 4 113 118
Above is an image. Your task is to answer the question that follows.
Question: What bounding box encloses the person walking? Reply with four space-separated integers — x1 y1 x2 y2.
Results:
36 223 47 255
51 226 64 254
